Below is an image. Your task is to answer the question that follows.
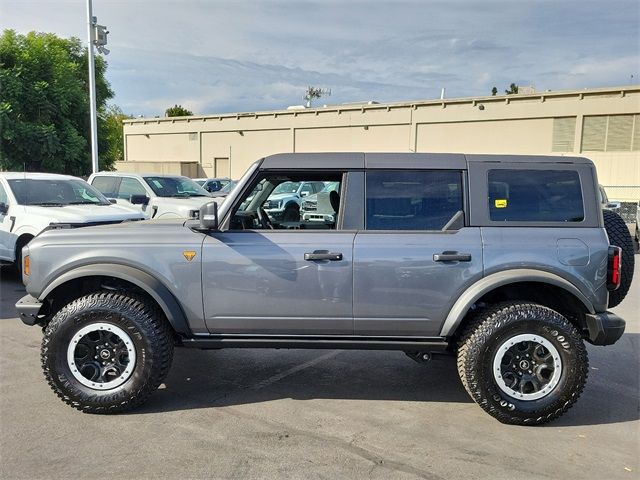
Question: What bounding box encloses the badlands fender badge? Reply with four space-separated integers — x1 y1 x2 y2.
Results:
183 251 197 262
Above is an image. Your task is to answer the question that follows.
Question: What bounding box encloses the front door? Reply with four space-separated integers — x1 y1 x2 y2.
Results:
202 231 354 334
353 169 483 336
0 182 16 262
202 171 354 335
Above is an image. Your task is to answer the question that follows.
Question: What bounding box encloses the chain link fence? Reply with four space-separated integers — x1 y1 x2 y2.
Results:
602 186 639 223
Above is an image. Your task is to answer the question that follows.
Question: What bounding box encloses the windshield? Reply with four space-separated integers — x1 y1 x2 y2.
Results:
220 181 237 193
8 178 110 206
143 176 209 197
321 181 340 193
272 181 301 194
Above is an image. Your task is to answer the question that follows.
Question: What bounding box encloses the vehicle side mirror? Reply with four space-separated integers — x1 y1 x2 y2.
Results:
199 201 219 230
130 194 149 205
300 191 308 197
606 202 621 210
0 202 8 215
108 198 117 204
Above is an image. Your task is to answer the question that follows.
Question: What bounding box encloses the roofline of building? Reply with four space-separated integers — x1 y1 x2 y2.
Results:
123 85 640 125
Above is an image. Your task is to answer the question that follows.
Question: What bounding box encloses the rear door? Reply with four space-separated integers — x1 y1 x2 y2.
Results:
353 169 483 336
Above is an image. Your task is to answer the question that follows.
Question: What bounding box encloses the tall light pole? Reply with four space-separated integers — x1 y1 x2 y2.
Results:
85 0 109 174
86 0 99 173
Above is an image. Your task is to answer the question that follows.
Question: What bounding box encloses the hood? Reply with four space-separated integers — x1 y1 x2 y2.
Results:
26 203 145 223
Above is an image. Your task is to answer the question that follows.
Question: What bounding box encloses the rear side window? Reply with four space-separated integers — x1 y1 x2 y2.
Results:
488 169 584 222
366 170 463 230
91 176 120 197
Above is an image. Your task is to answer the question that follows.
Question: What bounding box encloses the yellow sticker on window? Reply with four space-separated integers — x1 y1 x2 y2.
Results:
495 199 508 208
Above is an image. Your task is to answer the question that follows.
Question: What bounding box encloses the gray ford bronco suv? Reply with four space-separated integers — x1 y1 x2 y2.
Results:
16 153 634 425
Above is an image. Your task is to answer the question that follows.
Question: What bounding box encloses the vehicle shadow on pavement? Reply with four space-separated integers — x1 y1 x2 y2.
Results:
136 336 640 427
138 348 475 413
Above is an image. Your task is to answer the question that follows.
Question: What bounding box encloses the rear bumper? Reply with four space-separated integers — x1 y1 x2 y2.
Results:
16 294 43 326
585 311 625 346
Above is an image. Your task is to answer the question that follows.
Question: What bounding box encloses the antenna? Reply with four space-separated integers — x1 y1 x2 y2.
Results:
304 86 331 108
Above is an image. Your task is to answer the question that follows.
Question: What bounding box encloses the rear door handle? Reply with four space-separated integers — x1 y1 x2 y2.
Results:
433 252 472 262
304 250 343 261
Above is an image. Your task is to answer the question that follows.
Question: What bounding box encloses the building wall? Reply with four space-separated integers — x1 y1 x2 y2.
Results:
123 86 640 200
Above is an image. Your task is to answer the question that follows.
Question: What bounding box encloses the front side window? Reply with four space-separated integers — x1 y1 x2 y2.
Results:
230 174 343 230
8 178 110 206
143 176 209 197
365 170 463 230
117 178 148 200
488 169 584 222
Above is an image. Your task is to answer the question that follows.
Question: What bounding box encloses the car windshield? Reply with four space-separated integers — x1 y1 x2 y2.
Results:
7 178 111 206
272 181 301 194
143 176 209 197
321 181 340 193
219 181 237 193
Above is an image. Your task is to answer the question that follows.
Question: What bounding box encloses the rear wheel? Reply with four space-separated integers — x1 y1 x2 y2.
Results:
41 291 174 413
457 302 588 425
603 210 634 307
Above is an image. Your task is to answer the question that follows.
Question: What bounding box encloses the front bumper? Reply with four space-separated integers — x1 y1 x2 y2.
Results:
585 311 625 346
16 294 43 326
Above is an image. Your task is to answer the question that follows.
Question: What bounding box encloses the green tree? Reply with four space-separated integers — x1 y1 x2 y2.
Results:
505 83 519 95
0 30 114 175
100 104 131 167
491 86 498 96
165 104 193 117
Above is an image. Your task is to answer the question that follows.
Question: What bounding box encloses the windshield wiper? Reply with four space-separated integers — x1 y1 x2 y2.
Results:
68 201 101 205
28 202 64 207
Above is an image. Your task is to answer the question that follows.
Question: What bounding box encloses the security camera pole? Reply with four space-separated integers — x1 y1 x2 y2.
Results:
86 0 109 174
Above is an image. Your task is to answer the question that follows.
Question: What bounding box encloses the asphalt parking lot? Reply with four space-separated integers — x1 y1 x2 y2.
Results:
0 264 638 480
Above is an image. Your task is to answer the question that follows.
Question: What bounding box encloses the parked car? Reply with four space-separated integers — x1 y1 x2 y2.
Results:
88 172 217 219
300 181 341 223
16 153 634 425
262 180 326 222
0 172 145 271
599 185 621 214
635 205 639 253
209 180 238 199
194 177 231 193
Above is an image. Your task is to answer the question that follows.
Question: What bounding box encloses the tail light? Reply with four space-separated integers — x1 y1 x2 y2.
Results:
607 246 622 291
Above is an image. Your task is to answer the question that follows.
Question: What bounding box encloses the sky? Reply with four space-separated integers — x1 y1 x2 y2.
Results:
1 0 639 117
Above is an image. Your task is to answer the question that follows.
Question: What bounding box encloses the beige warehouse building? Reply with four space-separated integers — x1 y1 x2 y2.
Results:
122 85 640 201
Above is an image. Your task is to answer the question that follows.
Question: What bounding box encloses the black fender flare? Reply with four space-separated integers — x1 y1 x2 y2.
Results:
39 263 191 335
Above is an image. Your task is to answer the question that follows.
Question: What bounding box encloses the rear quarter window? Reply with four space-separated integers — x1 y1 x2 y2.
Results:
488 169 584 222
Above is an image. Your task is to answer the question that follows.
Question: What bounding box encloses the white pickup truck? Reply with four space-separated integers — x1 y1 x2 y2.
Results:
0 172 145 270
88 172 217 219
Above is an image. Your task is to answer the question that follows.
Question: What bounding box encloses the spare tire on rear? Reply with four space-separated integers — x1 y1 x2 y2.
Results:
603 209 634 308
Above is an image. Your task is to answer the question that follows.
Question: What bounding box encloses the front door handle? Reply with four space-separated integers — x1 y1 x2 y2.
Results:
433 251 472 262
304 250 343 261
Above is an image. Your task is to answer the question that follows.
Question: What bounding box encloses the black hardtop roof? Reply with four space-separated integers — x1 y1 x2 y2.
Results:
260 152 593 170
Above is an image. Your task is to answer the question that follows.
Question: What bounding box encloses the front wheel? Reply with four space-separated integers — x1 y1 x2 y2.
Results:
41 291 174 413
457 302 588 425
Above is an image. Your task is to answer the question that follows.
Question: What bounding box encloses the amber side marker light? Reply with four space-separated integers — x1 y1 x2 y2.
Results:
23 255 30 276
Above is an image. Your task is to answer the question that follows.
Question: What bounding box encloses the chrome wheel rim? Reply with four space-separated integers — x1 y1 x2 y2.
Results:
492 333 562 401
66 323 136 390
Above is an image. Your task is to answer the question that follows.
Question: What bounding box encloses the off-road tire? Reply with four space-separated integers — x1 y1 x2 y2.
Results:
41 291 174 413
603 210 635 308
457 302 588 425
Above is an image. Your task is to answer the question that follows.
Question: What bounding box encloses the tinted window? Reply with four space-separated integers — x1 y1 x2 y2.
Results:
8 178 110 205
0 183 7 204
143 176 209 197
91 176 120 197
488 169 584 222
366 170 463 230
118 178 147 200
